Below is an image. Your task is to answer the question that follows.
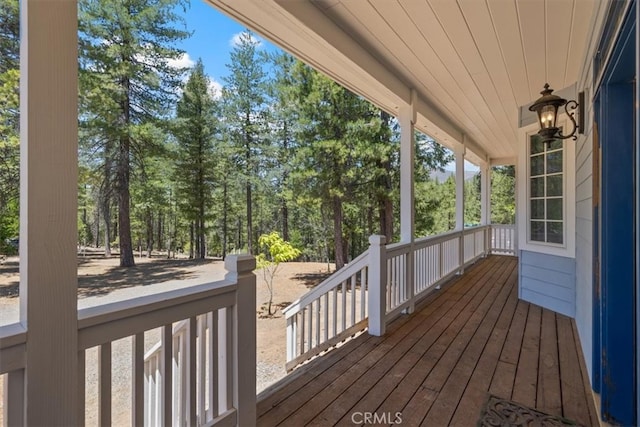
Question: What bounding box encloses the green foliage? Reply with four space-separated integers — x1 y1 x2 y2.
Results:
288 61 393 268
0 0 19 248
173 59 218 258
491 166 516 224
0 68 19 211
0 0 19 73
221 30 269 255
79 0 190 266
257 231 301 315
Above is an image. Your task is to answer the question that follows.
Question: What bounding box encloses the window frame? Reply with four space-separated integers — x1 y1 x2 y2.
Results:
517 120 576 258
528 135 566 246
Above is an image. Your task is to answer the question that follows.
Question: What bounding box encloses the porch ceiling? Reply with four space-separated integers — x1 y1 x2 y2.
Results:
207 0 600 164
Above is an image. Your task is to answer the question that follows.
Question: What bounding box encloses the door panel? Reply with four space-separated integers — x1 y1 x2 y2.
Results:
594 5 637 425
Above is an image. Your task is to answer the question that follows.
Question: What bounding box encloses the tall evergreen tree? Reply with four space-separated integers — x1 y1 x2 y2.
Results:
291 62 385 269
222 30 268 255
267 52 299 241
174 59 217 259
79 0 189 266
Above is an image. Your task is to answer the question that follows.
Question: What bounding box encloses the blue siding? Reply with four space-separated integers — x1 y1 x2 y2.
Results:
519 250 575 317
574 105 594 385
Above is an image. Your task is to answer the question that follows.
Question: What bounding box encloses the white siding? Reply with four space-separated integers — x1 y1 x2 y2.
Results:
519 250 576 317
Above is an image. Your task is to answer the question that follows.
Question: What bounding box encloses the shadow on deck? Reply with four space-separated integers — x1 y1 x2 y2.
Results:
257 256 598 426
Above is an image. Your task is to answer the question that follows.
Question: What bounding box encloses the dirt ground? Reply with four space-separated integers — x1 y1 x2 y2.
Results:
0 249 334 423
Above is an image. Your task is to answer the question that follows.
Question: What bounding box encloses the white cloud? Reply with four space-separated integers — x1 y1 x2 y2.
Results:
229 32 263 49
208 77 223 100
167 53 196 69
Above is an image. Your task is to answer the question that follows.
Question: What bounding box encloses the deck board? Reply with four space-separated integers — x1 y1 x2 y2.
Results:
257 256 597 426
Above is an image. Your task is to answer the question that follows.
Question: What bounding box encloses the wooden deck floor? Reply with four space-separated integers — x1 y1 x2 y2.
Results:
257 256 599 426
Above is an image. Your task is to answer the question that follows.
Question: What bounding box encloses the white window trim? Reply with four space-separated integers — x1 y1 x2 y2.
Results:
517 119 576 258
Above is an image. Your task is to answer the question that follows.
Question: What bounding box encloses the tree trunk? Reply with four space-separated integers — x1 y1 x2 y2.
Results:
145 210 153 257
102 195 111 257
332 195 347 269
282 201 289 242
222 179 228 260
117 73 135 267
246 181 252 254
156 213 162 252
201 218 206 258
117 136 135 267
95 207 100 248
189 222 194 259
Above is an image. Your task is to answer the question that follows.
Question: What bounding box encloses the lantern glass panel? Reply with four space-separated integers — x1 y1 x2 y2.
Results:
540 104 556 129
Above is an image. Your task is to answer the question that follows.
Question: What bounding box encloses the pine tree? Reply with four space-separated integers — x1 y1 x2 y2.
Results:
221 30 269 255
174 59 217 259
79 0 189 267
291 63 385 269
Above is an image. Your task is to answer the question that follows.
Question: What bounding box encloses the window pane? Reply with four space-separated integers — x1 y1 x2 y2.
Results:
531 221 545 242
531 199 545 219
547 198 563 220
530 155 544 176
547 175 563 196
547 222 563 244
530 136 544 154
546 151 563 173
531 177 544 197
549 139 562 150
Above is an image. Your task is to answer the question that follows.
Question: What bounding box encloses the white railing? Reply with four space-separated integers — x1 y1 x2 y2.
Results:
282 251 369 371
0 254 256 427
284 225 497 370
0 323 27 426
490 224 517 255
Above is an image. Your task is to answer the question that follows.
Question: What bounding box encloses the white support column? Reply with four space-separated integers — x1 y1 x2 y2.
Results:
480 162 491 256
399 90 416 244
480 162 491 226
399 91 416 313
226 254 257 426
454 143 466 231
19 1 79 424
454 143 465 272
368 235 387 336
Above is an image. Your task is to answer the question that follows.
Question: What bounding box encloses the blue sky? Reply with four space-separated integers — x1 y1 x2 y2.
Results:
173 1 280 96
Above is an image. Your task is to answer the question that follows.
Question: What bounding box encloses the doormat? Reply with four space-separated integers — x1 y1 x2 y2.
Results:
478 395 582 426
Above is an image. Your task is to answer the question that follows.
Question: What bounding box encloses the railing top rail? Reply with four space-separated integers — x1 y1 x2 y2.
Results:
78 279 237 350
0 322 26 350
283 250 369 317
463 224 487 233
414 228 463 248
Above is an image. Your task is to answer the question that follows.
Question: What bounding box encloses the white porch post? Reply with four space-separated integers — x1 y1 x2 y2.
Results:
399 91 416 243
368 235 387 336
454 143 465 272
399 90 416 312
226 254 257 426
19 0 79 424
454 143 466 231
480 162 491 226
480 162 491 255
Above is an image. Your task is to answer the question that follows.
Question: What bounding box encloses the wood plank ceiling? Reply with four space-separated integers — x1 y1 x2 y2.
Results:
209 0 599 162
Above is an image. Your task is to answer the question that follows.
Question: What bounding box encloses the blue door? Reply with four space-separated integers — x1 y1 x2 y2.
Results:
593 3 637 425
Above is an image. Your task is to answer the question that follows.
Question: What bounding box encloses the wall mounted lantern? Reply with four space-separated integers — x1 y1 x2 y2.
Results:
528 83 580 144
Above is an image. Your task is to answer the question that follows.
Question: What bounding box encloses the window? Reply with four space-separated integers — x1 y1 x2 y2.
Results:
529 134 564 245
